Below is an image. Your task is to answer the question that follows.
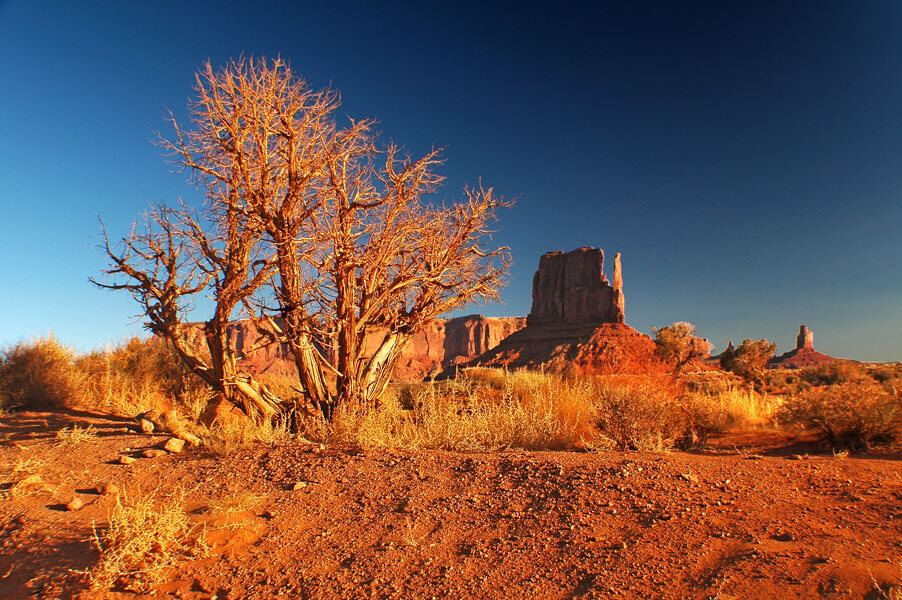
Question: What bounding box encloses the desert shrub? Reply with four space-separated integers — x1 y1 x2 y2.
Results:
88 489 203 592
0 336 82 410
798 360 867 386
869 363 902 386
77 337 204 417
314 371 592 451
456 367 511 390
781 381 901 450
720 338 776 383
652 321 712 375
682 370 745 395
590 381 683 451
676 387 780 448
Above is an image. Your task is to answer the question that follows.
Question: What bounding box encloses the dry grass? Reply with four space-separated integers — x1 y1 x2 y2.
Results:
205 491 266 516
0 335 82 411
1 336 207 425
87 488 205 592
54 424 98 447
307 371 592 451
202 416 291 456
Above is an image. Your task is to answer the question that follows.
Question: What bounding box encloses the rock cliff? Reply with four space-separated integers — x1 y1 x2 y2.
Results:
528 247 624 326
183 315 526 380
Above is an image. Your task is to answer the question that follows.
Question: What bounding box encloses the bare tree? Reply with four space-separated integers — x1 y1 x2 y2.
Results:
96 57 512 420
92 202 282 418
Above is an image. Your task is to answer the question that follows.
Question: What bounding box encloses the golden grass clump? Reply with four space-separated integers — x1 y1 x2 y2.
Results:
0 335 82 411
202 415 291 456
54 424 98 447
1 335 207 425
309 370 592 451
88 489 203 592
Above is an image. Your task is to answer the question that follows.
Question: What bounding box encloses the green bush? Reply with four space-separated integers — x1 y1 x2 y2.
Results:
720 338 776 383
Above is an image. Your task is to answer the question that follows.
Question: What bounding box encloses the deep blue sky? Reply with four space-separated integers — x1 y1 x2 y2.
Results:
1 1 900 361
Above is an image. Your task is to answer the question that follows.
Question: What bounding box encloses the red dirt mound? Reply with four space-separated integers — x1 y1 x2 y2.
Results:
465 323 667 375
768 346 840 369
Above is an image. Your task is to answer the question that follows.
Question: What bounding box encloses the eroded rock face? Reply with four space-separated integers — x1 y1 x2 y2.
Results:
528 248 624 327
183 316 526 381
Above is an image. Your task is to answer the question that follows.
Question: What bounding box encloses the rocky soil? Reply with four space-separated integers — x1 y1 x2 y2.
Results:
1 410 901 600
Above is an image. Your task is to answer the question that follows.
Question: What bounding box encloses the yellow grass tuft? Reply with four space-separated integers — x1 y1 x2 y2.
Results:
54 424 98 447
87 488 205 592
202 416 291 456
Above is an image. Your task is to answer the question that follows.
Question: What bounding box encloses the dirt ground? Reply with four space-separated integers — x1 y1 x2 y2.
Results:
1 410 900 600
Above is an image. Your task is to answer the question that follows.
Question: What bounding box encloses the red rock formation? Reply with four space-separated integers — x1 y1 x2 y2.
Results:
528 248 624 327
466 247 665 376
768 325 839 369
797 325 814 350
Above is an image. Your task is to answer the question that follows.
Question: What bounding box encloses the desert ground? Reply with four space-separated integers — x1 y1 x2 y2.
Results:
2 406 900 600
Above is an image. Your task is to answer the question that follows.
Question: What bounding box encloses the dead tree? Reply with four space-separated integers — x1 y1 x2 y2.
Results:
92 204 282 418
274 138 513 415
96 57 512 421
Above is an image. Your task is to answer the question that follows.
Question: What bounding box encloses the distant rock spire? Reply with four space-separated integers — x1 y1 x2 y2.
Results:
796 325 814 350
613 252 625 323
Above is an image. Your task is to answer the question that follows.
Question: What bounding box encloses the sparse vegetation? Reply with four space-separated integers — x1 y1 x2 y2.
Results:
202 415 291 456
54 424 97 447
0 336 205 419
0 336 82 411
87 488 204 592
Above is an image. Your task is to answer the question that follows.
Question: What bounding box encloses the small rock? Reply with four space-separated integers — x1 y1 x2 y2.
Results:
97 482 120 495
292 481 308 490
66 497 84 511
681 472 699 484
163 438 186 453
118 455 137 465
16 474 43 487
137 418 155 434
175 431 201 447
142 449 167 459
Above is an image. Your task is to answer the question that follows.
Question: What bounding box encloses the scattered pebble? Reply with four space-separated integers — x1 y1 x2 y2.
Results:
164 438 186 453
118 455 137 465
137 418 155 434
176 431 201 446
66 497 84 511
293 481 308 490
142 449 167 459
97 482 120 495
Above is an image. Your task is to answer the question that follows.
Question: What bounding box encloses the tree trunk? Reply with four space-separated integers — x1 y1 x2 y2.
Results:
290 331 333 419
359 331 411 406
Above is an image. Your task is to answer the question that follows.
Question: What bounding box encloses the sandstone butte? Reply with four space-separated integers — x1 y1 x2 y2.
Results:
767 325 838 369
463 247 666 376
